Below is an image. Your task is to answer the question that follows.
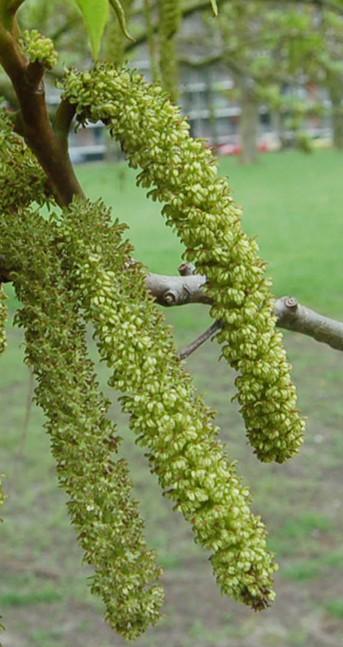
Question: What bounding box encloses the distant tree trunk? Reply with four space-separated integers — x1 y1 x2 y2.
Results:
328 77 343 150
271 109 284 150
332 105 343 149
239 82 259 164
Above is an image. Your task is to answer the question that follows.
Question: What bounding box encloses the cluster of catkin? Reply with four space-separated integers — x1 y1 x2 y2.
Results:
0 58 306 639
58 197 277 611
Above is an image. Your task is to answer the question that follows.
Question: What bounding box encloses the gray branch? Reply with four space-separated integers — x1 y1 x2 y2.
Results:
2 250 343 352
146 272 343 352
274 296 343 351
146 272 210 306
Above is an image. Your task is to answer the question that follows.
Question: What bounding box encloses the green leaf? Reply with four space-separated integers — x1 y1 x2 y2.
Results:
73 0 109 59
209 0 218 16
109 0 135 42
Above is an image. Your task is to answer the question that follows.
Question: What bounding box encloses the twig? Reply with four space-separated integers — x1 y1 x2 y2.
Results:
146 272 343 353
179 320 222 360
1 255 343 353
274 296 343 351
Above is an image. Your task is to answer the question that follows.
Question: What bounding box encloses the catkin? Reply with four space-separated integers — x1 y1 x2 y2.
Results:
62 65 305 464
0 208 163 639
21 29 58 68
59 197 277 610
0 110 49 212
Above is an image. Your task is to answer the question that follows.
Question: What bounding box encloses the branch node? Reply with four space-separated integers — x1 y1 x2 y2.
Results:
178 262 196 276
284 296 298 311
163 290 177 306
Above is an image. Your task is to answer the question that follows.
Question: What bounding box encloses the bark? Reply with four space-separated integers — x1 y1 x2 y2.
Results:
239 81 259 164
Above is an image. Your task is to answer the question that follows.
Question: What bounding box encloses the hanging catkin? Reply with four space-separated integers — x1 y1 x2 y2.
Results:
62 65 305 464
0 207 163 640
58 196 277 611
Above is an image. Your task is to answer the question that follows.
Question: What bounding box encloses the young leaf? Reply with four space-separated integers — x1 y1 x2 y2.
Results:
109 0 135 42
74 0 109 59
210 0 218 16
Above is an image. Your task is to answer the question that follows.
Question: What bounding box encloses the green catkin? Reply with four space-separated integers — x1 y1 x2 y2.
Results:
159 0 181 102
0 111 49 212
0 208 164 639
0 111 277 612
59 197 277 611
0 127 32 638
62 65 305 464
21 29 58 69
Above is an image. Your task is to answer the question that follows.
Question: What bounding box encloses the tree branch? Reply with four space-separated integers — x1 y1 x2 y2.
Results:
0 20 83 206
274 296 343 351
0 1 25 29
54 98 76 144
2 247 342 352
8 0 26 11
146 272 210 306
179 321 222 359
146 272 343 352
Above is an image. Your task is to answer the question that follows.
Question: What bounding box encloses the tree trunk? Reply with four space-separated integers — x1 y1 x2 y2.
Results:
328 78 343 150
331 100 343 150
239 84 259 164
271 109 284 150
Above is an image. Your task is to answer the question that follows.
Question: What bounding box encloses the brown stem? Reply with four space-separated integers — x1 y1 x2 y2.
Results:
0 22 83 206
54 98 76 143
8 1 26 13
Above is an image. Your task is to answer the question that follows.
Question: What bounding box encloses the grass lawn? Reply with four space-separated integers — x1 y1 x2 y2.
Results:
1 149 343 647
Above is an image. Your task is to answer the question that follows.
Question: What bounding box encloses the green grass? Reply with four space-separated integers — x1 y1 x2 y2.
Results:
325 599 343 619
1 149 343 647
0 588 62 608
